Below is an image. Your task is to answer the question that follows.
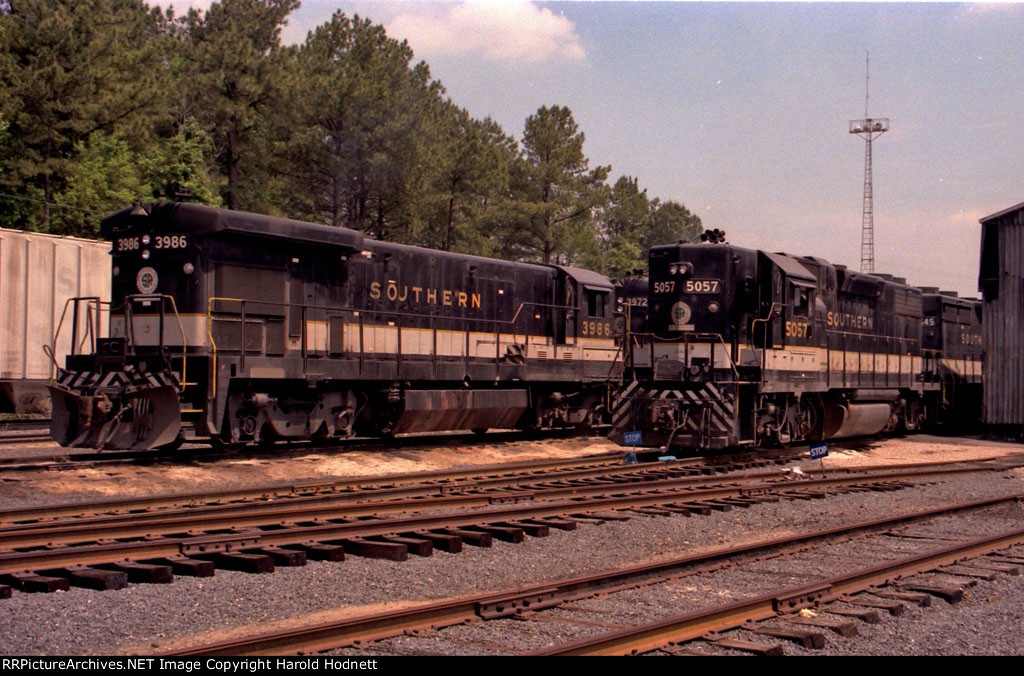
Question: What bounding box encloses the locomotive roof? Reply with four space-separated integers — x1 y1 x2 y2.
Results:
366 237 543 270
100 202 365 250
102 203 614 288
761 251 816 282
363 240 612 288
654 241 817 283
655 240 966 300
552 265 614 289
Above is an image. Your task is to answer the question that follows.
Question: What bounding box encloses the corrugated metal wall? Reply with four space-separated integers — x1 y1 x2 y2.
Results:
981 206 1024 428
0 228 111 381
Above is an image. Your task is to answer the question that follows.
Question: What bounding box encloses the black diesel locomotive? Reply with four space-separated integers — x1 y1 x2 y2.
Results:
610 240 982 451
49 203 622 449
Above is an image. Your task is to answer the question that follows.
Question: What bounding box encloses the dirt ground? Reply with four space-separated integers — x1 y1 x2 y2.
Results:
818 434 1024 468
1 433 1022 508
0 435 619 506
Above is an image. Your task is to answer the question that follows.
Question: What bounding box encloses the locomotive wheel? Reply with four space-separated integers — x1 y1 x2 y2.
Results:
472 428 489 435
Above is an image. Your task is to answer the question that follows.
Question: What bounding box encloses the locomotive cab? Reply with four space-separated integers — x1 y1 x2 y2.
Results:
553 266 615 347
755 252 831 354
51 203 211 449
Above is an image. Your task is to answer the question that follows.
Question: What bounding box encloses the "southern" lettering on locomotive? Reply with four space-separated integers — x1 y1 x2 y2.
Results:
826 311 873 330
370 281 482 309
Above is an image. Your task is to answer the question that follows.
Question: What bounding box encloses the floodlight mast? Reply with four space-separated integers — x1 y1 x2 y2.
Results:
849 53 889 274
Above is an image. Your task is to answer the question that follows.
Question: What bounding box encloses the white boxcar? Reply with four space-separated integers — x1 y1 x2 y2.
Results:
0 228 111 413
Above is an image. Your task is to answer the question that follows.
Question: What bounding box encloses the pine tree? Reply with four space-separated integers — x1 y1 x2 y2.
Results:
184 0 298 211
503 106 610 264
419 104 516 254
0 0 169 230
274 12 442 237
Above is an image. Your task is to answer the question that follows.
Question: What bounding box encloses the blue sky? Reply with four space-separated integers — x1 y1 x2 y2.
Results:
162 2 1024 296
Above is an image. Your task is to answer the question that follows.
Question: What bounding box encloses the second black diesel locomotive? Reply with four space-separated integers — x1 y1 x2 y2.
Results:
49 203 622 449
611 240 982 451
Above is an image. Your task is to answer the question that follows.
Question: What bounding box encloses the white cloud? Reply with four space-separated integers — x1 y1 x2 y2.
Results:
386 1 586 65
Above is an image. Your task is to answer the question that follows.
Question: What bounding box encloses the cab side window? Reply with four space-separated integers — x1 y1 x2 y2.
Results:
792 285 811 317
586 290 608 318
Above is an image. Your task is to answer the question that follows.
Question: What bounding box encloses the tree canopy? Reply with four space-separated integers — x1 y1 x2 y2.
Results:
0 0 703 275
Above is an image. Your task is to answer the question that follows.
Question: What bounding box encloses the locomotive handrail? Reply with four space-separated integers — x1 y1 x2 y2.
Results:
749 301 783 379
121 294 188 391
205 297 593 357
206 296 579 329
628 330 741 382
823 329 922 390
204 296 598 399
48 296 109 379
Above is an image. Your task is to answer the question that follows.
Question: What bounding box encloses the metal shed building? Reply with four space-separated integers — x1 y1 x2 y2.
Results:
979 201 1024 435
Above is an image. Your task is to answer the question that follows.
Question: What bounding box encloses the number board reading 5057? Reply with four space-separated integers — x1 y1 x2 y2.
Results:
684 280 720 293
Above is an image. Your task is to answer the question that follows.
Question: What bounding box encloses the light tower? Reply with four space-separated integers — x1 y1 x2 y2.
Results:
849 53 889 274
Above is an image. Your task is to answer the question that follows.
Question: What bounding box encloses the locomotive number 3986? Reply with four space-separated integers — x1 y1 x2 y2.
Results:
116 235 188 252
581 321 611 337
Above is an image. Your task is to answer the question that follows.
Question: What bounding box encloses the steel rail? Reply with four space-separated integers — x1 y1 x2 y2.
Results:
0 433 53 445
3 446 1012 527
0 463 1011 552
164 492 1024 656
0 452 629 524
0 456 896 534
0 465 765 534
2 457 1016 545
535 525 1024 655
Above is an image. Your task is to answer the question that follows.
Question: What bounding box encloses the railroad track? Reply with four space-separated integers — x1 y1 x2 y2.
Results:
164 493 1024 656
0 448 798 525
0 427 886 473
0 418 53 447
0 457 1019 599
0 427 612 471
0 452 1012 529
0 433 53 446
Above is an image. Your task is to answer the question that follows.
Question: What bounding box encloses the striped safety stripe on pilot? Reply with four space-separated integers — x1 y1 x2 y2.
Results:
654 384 736 434
57 369 178 391
611 379 641 432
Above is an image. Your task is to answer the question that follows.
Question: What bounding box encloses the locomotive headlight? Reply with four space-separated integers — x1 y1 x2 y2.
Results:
112 266 120 277
183 262 195 275
669 263 678 275
707 301 721 313
141 249 151 260
141 234 151 245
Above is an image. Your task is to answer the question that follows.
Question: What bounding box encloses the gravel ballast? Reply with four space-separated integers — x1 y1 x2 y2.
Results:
0 435 1022 655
